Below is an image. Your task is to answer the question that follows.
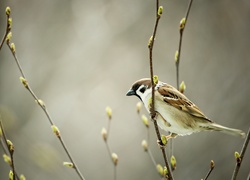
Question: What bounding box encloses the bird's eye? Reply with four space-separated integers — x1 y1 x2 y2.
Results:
140 86 146 93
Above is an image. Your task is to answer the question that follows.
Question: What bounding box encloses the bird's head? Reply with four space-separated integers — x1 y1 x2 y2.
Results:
126 78 152 102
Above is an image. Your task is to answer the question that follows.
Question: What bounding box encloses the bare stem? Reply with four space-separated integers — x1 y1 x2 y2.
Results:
6 43 85 180
231 127 250 180
148 1 173 179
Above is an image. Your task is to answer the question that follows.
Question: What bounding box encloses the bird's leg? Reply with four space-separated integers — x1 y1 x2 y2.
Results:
165 133 178 140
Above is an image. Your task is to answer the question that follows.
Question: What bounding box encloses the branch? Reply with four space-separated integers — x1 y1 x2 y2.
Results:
175 0 193 89
231 127 250 180
148 2 174 180
4 11 85 180
171 0 194 158
0 118 19 180
203 160 215 180
102 107 118 180
0 7 11 51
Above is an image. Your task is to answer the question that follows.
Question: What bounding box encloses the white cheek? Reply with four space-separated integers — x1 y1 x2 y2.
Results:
139 89 152 111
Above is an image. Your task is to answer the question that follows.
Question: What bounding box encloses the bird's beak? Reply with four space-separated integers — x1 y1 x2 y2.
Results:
126 89 135 96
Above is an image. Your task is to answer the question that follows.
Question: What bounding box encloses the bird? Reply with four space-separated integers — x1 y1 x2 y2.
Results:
126 78 246 140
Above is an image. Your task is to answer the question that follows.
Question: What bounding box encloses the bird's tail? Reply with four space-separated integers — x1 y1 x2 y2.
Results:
202 123 246 138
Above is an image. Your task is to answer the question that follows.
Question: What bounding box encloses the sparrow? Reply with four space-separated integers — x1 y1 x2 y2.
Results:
126 78 246 140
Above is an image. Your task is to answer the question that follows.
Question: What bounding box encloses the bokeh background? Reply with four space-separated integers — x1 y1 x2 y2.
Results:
0 0 249 179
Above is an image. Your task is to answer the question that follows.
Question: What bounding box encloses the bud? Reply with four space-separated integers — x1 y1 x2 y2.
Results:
8 18 12 31
6 32 12 43
171 155 177 170
180 18 186 30
7 140 14 154
36 99 46 108
179 81 186 94
136 102 142 114
163 166 168 176
153 75 158 85
63 162 74 168
101 128 107 142
20 174 26 180
234 151 241 163
3 154 11 165
210 160 215 169
6 7 11 16
175 50 179 63
148 36 153 48
111 153 118 166
141 140 148 152
9 170 14 180
156 164 164 176
106 106 112 120
20 77 28 88
10 42 15 53
51 125 60 138
158 6 163 17
161 135 167 146
141 115 149 128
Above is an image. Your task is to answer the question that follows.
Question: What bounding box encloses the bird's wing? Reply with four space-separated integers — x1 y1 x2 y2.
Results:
157 83 212 122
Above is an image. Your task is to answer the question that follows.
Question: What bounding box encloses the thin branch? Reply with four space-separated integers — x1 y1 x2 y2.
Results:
6 41 85 180
102 109 117 180
0 119 19 180
175 0 193 89
203 160 215 180
231 127 250 180
172 0 194 158
148 2 173 180
0 9 10 50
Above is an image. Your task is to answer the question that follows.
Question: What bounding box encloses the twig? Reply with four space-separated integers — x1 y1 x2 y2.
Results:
0 7 10 50
231 127 250 180
203 160 215 180
0 119 19 180
148 2 173 180
5 31 85 180
171 0 194 158
102 107 118 180
175 0 193 90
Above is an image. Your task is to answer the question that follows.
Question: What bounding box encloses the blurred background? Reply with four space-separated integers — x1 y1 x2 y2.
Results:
0 0 249 179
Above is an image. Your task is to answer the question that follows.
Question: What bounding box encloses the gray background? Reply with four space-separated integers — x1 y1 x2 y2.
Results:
0 0 249 179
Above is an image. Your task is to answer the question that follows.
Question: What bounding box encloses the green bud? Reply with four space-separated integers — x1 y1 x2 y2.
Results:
158 6 163 17
153 75 158 85
141 140 148 151
161 135 167 146
156 164 164 176
63 162 74 168
179 81 186 93
51 125 60 138
180 18 186 30
6 7 11 16
106 106 112 120
136 102 142 114
210 160 215 169
148 36 153 48
101 128 107 142
141 115 149 128
171 155 176 170
111 153 118 166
